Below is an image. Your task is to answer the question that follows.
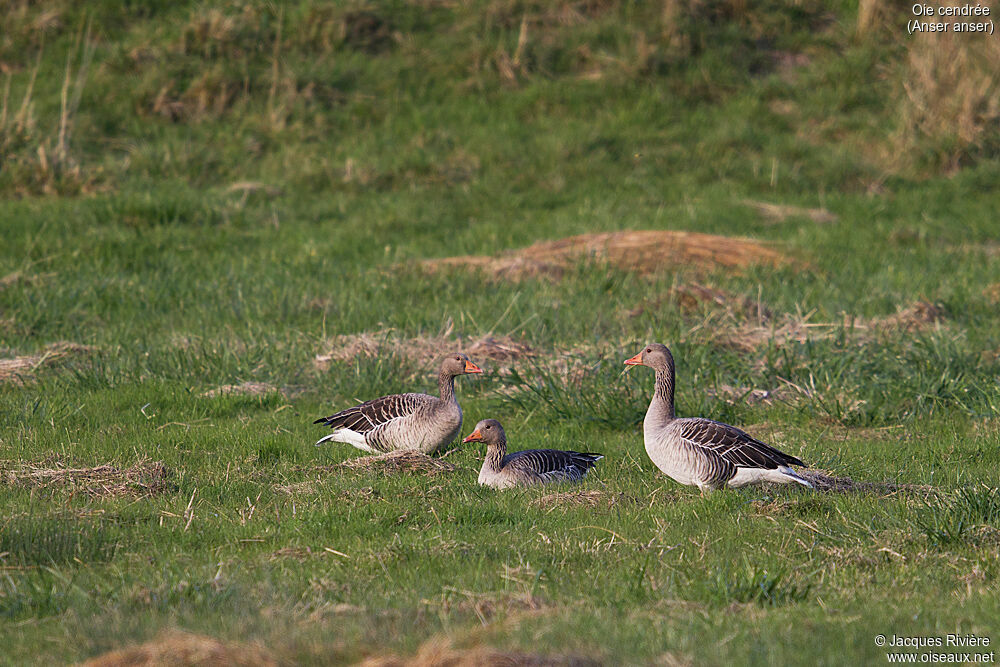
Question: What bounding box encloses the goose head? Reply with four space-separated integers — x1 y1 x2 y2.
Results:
441 353 483 377
462 418 505 446
624 343 674 372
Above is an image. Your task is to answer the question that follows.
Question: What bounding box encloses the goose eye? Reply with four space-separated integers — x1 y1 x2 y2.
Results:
646 348 651 353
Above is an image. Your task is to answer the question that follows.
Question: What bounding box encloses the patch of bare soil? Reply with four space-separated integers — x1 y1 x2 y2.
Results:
984 283 1000 305
0 341 96 384
201 382 282 398
2 459 171 498
80 631 276 667
359 637 599 667
796 469 936 495
327 451 457 476
743 199 837 224
530 490 636 510
421 230 794 281
314 323 534 372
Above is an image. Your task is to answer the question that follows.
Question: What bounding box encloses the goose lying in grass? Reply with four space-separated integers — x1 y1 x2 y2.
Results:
314 353 482 454
463 419 603 489
625 343 812 492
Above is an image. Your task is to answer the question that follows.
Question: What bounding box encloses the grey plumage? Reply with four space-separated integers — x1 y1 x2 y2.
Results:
464 419 602 489
313 353 482 454
625 343 811 491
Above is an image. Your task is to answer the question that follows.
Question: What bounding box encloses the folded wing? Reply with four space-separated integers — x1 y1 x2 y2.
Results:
676 418 805 470
314 392 431 434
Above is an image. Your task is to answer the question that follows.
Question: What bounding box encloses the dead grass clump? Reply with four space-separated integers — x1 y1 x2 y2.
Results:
3 459 171 498
531 490 636 510
706 299 947 353
269 546 317 561
81 631 276 667
274 480 318 495
711 312 831 353
897 20 1000 170
0 341 96 384
871 299 945 332
201 381 282 398
334 451 457 476
855 0 910 37
743 199 837 224
422 230 794 281
0 270 55 290
359 637 598 667
630 282 773 322
796 469 935 495
984 283 1000 305
314 326 534 372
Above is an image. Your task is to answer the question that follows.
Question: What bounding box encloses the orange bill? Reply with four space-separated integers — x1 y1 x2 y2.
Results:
624 352 644 366
464 360 484 374
462 429 483 443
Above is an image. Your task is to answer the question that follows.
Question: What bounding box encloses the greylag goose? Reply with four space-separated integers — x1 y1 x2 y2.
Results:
625 343 811 491
463 419 603 489
314 353 483 454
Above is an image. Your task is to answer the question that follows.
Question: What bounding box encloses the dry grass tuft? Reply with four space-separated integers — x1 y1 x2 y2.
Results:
359 637 598 667
268 546 318 561
531 490 636 510
871 299 945 332
421 231 795 281
628 282 771 321
81 630 276 667
200 381 282 398
743 199 837 224
273 480 318 495
314 325 534 372
797 469 936 495
898 21 1000 170
707 299 946 352
2 459 171 498
0 341 96 384
332 451 457 476
984 283 1000 305
0 270 56 289
855 0 908 37
709 311 831 353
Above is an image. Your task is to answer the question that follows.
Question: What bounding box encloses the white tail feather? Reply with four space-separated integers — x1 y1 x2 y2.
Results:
728 466 814 489
314 429 375 453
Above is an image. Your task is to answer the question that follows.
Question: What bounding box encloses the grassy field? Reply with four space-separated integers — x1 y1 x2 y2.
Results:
2 1 1000 664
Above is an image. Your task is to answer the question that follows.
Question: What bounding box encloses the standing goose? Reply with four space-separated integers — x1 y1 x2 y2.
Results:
463 419 603 489
314 353 483 454
625 343 811 491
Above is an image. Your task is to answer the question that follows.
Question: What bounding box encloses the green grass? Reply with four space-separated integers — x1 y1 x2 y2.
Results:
2 1 1000 664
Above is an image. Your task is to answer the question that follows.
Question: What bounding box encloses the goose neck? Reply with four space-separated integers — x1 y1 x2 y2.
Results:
438 372 457 402
485 440 506 472
651 364 676 421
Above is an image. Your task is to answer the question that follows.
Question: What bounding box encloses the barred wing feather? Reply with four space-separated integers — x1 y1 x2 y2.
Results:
314 393 432 433
505 449 603 480
676 419 805 470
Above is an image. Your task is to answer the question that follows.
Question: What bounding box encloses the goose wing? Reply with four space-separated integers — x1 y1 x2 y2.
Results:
313 392 434 433
504 449 603 480
676 418 805 469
